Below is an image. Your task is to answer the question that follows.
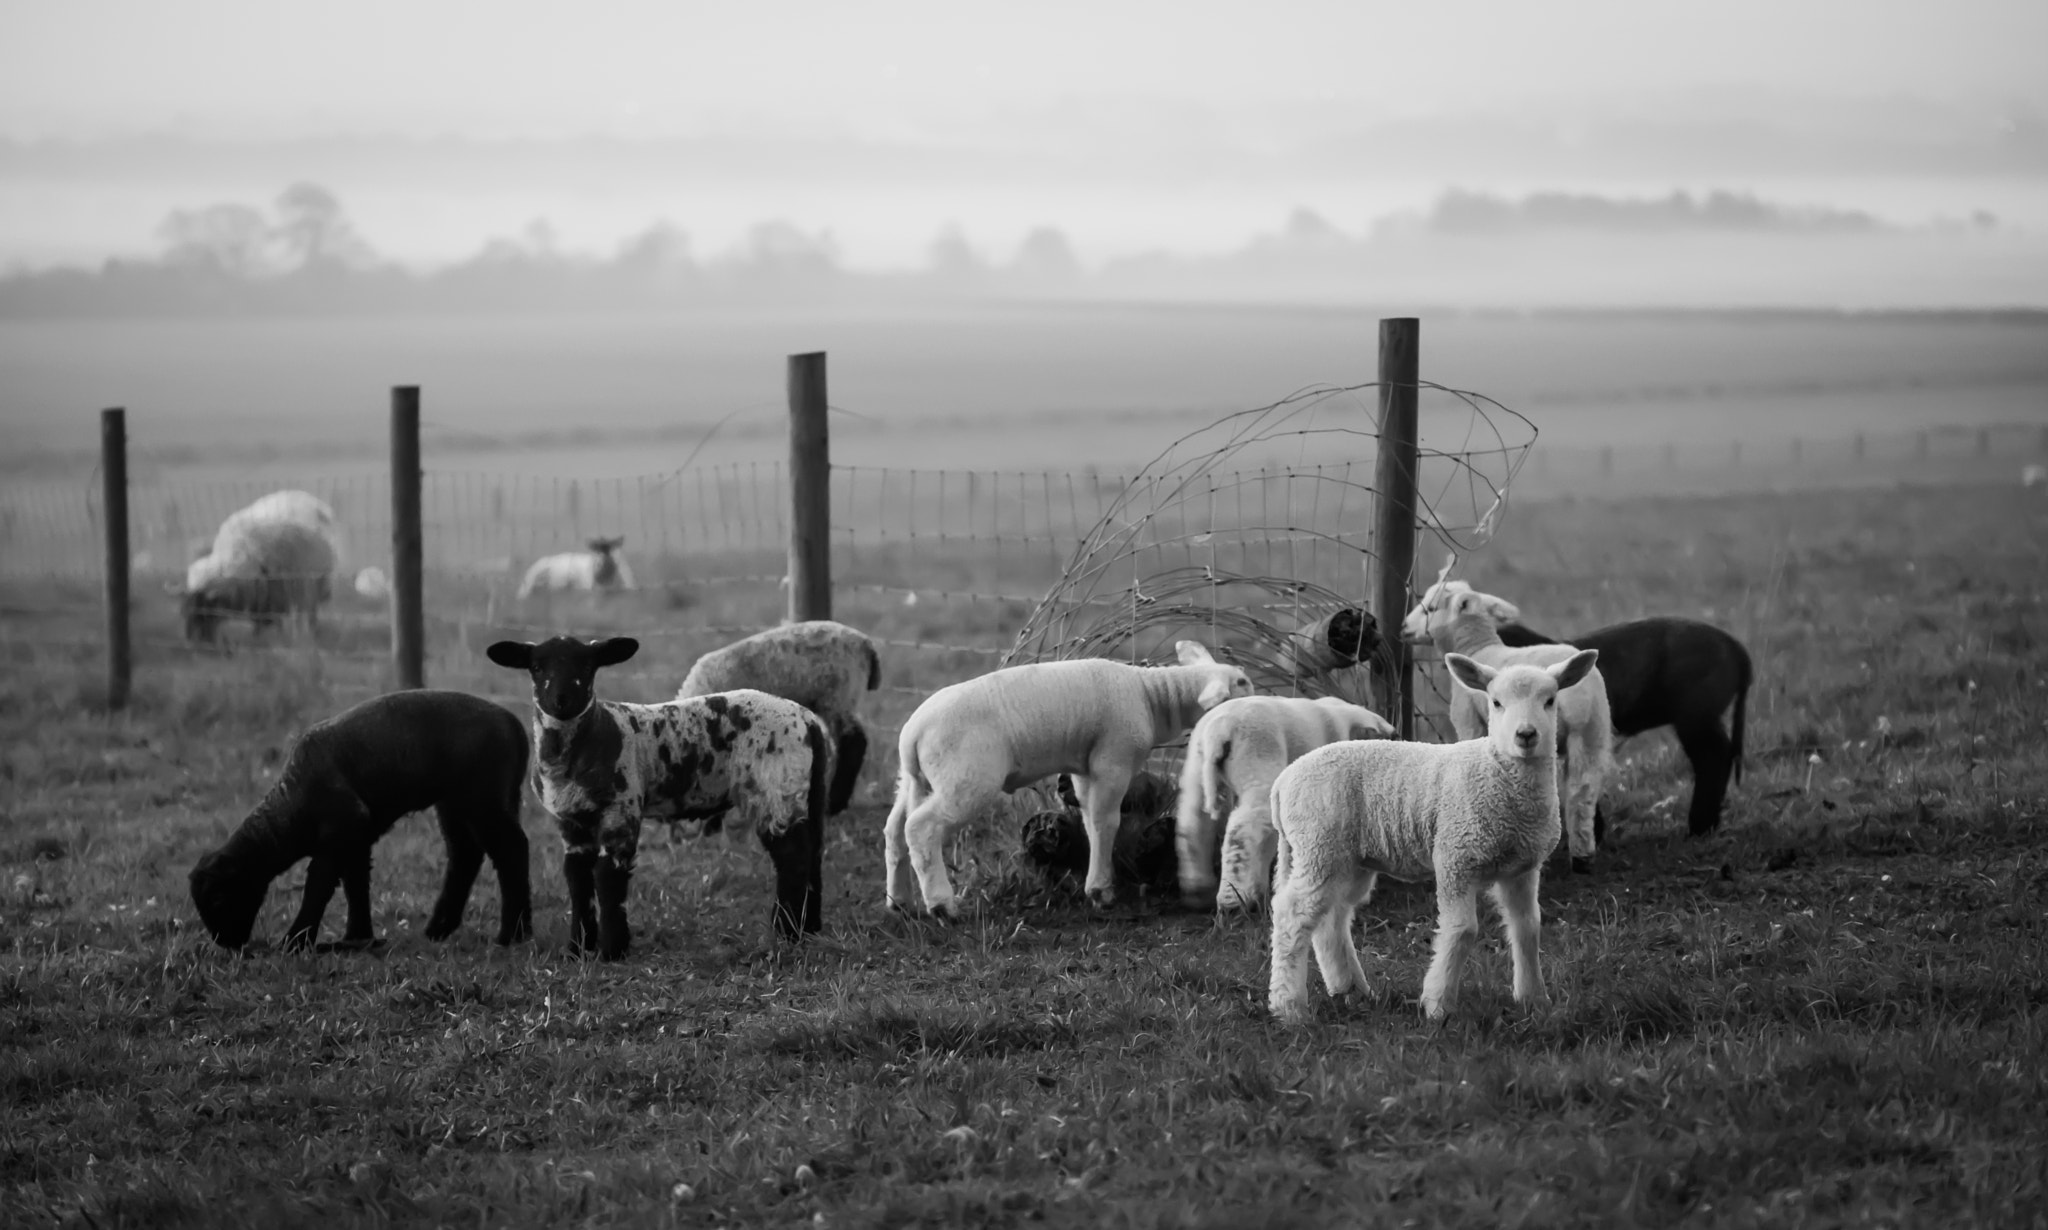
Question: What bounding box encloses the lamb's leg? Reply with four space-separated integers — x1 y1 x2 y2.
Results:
1311 869 1377 1001
1218 796 1275 914
1674 717 1736 836
1493 870 1548 1010
1073 768 1134 910
1173 776 1222 911
337 844 376 947
1419 880 1482 1021
593 814 639 961
1561 732 1599 873
1266 871 1326 1025
475 804 533 946
560 818 601 956
426 805 486 941
759 808 819 942
284 855 343 951
903 790 963 919
882 781 917 912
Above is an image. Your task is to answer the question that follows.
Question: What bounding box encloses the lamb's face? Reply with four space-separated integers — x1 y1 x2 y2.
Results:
1400 581 1465 643
189 850 268 948
486 635 640 721
1198 666 1255 710
1445 650 1599 762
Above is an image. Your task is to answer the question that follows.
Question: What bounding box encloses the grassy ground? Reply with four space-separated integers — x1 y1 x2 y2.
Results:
3 479 2047 1228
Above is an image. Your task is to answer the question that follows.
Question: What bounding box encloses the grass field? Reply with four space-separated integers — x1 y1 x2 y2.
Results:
4 477 2048 1227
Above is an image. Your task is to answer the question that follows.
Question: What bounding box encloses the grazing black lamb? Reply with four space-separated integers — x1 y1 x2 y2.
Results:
188 690 533 951
1496 616 1753 836
487 635 829 959
1025 769 1185 897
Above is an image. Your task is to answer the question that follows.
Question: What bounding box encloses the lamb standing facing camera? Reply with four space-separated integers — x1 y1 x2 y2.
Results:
883 640 1254 916
1267 649 1600 1024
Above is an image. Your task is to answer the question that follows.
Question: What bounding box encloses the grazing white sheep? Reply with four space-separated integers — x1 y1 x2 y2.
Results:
176 489 339 642
353 565 391 600
884 641 1254 916
1402 579 1616 870
1175 695 1394 913
517 536 635 599
676 620 881 815
1268 649 1600 1024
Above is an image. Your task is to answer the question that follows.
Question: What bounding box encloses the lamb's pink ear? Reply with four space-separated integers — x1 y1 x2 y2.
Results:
1549 648 1599 691
594 636 640 667
1176 640 1216 665
1444 652 1496 693
1476 592 1521 624
1196 675 1236 709
486 641 534 669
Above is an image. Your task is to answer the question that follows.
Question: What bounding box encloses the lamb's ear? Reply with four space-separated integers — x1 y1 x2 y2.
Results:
1549 648 1599 692
1444 652 1496 693
594 636 640 667
1175 640 1216 665
486 640 534 669
1196 674 1239 709
1476 592 1522 624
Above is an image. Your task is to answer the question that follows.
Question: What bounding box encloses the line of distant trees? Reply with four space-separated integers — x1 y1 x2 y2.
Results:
0 182 1992 317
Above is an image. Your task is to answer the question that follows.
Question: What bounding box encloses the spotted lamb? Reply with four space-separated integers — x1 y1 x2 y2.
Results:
884 641 1254 916
487 635 827 959
676 620 881 815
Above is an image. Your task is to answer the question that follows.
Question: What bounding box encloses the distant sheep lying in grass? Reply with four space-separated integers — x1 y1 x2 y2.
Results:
1496 614 1752 836
1404 580 1615 871
1268 650 1599 1024
676 620 881 815
188 690 532 951
517 536 635 600
176 489 339 642
884 641 1254 916
1175 695 1395 913
488 635 828 958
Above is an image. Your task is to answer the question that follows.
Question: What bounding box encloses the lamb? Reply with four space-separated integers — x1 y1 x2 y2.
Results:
675 620 881 815
1267 649 1600 1024
487 635 828 959
188 690 532 951
1174 695 1396 913
1402 580 1616 871
883 640 1254 916
517 536 635 600
1495 615 1752 836
176 489 339 641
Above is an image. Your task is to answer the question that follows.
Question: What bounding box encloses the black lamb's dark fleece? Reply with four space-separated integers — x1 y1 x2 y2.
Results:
189 689 533 951
1497 616 1753 836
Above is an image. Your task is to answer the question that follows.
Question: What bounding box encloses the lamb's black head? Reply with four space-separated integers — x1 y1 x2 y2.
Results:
1325 607 1381 667
189 849 268 948
586 536 624 556
487 635 639 721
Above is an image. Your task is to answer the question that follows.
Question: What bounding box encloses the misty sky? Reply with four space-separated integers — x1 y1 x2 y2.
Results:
6 0 2045 140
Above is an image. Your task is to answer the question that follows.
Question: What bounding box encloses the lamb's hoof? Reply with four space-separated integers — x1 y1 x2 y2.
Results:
1180 889 1218 913
1268 999 1311 1026
281 931 315 954
1086 887 1118 911
926 901 960 924
1570 856 1595 875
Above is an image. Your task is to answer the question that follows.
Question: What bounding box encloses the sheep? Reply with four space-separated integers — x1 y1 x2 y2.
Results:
354 565 391 600
517 536 635 600
1402 580 1616 872
487 635 828 959
1267 649 1600 1024
675 620 881 815
883 640 1254 916
176 489 339 641
1495 615 1752 836
188 690 532 952
1174 695 1395 914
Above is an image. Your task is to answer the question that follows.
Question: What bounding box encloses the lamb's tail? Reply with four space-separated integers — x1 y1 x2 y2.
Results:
1199 738 1231 821
804 717 830 839
1269 779 1293 896
1730 643 1752 786
863 638 881 691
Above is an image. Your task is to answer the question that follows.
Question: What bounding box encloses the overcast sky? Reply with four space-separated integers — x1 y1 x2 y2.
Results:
5 0 2045 141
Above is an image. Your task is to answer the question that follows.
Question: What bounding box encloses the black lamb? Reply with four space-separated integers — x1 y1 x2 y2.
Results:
189 690 534 950
1495 616 1752 836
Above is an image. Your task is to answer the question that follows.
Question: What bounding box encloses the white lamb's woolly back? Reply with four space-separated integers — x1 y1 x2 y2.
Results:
190 491 341 588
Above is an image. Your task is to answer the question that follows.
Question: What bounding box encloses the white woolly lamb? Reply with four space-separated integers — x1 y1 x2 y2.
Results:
1175 695 1394 913
676 620 882 815
518 536 635 599
1267 649 1600 1024
177 489 339 642
884 640 1254 915
1402 579 1616 870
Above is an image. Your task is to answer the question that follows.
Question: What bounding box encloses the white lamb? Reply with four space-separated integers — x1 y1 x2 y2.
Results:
676 620 882 815
1402 579 1616 870
518 536 635 599
1267 649 1600 1024
1174 695 1395 913
176 489 339 642
884 641 1254 916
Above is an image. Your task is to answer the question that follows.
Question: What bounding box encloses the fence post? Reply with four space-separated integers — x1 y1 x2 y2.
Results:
1373 318 1420 739
391 386 425 690
101 408 131 710
788 351 832 622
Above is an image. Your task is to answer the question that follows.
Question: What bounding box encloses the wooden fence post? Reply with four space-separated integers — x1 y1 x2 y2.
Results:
1373 318 1420 739
391 386 425 690
788 352 832 622
101 408 131 710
